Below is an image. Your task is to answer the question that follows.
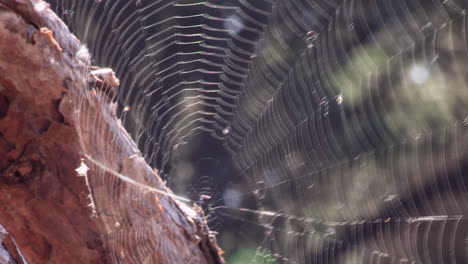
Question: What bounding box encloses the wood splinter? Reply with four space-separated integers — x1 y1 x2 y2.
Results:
88 68 120 101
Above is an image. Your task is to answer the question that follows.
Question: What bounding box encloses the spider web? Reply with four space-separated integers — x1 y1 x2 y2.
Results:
48 0 468 263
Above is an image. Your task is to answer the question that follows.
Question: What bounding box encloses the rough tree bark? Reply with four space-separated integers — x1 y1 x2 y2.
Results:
0 0 224 263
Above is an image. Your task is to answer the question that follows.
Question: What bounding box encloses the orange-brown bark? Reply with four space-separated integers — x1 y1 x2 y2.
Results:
0 1 224 263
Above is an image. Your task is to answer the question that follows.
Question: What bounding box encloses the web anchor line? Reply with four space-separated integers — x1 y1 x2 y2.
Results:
82 154 192 203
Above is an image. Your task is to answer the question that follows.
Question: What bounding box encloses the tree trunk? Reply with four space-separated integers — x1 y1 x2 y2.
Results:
0 0 224 263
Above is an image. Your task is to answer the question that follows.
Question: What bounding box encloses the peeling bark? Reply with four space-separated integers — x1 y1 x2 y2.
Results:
0 1 224 263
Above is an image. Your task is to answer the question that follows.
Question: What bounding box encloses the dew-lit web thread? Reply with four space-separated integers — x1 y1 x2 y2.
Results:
219 0 468 263
48 0 468 263
130 0 275 235
48 0 275 262
49 1 203 263
56 0 275 174
69 63 196 262
68 66 170 263
133 0 275 172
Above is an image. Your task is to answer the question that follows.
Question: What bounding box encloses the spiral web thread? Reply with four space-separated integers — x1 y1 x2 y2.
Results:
50 0 468 263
